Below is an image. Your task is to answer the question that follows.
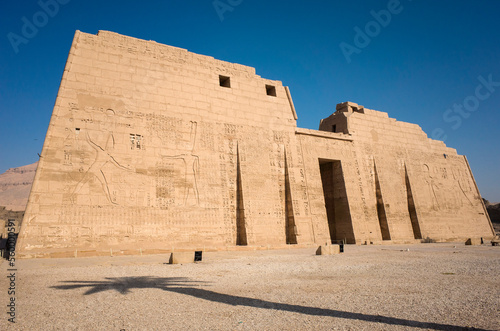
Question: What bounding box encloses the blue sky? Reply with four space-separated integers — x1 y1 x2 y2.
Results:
1 0 499 201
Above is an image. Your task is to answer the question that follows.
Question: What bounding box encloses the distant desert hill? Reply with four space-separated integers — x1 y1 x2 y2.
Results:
483 199 500 223
482 199 500 236
0 162 38 211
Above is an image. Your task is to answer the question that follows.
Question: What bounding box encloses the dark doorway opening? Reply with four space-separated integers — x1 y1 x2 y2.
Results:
319 159 355 244
374 162 391 240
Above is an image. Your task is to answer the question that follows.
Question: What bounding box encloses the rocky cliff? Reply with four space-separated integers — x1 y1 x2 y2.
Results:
483 199 500 223
0 162 38 211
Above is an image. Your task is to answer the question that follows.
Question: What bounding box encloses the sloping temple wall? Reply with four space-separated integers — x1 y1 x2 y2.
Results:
17 31 494 258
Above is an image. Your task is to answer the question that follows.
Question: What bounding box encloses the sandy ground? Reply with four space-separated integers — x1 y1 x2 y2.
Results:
1 243 499 331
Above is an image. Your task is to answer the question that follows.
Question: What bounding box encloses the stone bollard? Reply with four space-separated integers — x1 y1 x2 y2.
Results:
316 243 340 255
465 238 481 245
169 251 195 264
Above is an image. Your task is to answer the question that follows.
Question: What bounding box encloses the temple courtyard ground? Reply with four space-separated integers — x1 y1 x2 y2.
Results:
1 243 499 330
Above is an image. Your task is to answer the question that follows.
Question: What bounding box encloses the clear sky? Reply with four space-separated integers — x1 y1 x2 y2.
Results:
1 0 499 201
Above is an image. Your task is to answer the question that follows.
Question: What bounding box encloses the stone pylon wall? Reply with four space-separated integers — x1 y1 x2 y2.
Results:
17 31 494 258
314 102 494 244
18 31 329 257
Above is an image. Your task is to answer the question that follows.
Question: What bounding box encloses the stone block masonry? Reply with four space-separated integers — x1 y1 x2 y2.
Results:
17 31 495 258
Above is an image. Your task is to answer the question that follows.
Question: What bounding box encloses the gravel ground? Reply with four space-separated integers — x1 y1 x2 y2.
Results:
1 243 499 330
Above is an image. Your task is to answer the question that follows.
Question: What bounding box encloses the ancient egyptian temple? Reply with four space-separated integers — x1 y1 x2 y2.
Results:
18 31 494 258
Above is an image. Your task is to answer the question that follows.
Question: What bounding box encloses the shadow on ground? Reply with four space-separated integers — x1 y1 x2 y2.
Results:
51 276 486 331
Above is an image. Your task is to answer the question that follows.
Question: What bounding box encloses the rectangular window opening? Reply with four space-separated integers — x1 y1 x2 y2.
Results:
219 75 231 88
266 84 277 97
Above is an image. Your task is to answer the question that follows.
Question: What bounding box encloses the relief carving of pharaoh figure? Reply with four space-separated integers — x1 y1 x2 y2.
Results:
158 121 200 207
63 105 133 205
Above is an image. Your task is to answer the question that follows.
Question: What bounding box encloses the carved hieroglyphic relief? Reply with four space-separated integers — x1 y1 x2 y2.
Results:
17 31 493 258
422 164 440 211
72 124 132 203
63 96 205 209
158 121 200 207
64 105 134 205
420 160 475 212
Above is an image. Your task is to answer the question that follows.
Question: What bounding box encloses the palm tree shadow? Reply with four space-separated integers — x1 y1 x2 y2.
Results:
51 276 205 295
51 277 487 331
